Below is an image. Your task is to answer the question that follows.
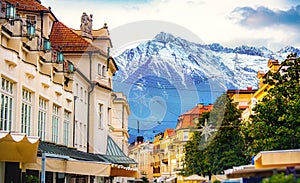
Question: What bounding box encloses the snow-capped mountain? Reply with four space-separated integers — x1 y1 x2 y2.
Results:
112 32 299 142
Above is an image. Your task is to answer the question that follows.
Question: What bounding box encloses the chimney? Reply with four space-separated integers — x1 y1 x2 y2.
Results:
197 103 204 108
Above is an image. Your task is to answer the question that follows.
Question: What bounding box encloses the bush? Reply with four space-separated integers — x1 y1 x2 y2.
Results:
263 173 299 183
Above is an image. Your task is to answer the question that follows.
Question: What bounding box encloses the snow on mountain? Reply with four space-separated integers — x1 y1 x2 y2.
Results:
112 32 298 142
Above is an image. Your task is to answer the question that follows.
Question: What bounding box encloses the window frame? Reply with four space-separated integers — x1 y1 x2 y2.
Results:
0 78 14 131
21 88 32 135
38 97 47 141
52 104 59 143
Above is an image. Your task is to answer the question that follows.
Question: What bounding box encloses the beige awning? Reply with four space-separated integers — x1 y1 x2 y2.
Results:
254 149 300 168
23 157 111 176
0 132 39 163
110 164 138 177
184 174 207 181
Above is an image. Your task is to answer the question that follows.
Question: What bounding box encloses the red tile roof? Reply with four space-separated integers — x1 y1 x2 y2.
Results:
164 128 174 138
50 21 106 54
175 104 213 130
6 0 49 11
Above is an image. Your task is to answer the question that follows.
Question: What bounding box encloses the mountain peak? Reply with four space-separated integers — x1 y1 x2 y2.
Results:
154 32 177 43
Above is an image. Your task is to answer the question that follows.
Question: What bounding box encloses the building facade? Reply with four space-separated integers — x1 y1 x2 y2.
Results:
129 104 213 183
0 0 136 183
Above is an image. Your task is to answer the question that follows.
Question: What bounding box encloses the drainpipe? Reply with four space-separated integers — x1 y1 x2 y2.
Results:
72 96 78 147
87 52 94 153
40 11 44 51
122 104 124 151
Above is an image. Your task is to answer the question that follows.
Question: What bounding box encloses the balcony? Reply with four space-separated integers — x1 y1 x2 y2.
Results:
155 149 164 154
3 49 18 68
39 58 52 76
63 77 73 93
40 74 51 88
23 62 36 79
168 145 176 151
162 158 168 164
53 69 64 86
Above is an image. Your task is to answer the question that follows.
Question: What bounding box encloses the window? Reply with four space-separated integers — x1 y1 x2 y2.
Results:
102 65 106 77
97 176 104 183
52 105 59 143
79 122 82 147
98 64 101 75
38 98 47 141
83 124 87 148
98 103 103 129
75 120 78 146
75 83 78 97
0 78 13 131
63 110 71 146
80 87 83 101
26 15 36 25
21 88 32 135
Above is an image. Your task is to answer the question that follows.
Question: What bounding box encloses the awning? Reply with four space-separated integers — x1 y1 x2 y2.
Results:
254 149 300 168
156 176 166 182
0 132 39 163
226 166 300 179
105 136 137 165
183 174 207 181
105 135 138 177
23 157 111 176
22 141 111 176
110 164 138 177
166 176 177 182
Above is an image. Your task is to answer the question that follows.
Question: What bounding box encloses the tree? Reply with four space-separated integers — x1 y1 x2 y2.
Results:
262 173 300 183
243 53 300 156
182 94 249 177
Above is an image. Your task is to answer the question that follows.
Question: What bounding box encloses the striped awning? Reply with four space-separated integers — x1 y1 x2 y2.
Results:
0 131 40 163
104 136 137 165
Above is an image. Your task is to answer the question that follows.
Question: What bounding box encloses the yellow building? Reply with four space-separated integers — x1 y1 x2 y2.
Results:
132 104 214 183
0 0 136 182
129 141 154 181
241 59 281 120
153 132 164 180
227 87 257 110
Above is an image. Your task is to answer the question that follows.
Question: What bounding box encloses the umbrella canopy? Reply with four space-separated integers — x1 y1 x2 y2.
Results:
184 174 207 181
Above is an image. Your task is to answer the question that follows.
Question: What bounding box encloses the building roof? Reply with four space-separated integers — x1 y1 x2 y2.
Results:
38 141 108 162
50 21 105 54
176 104 213 130
104 136 137 165
6 0 49 11
226 87 257 94
164 128 175 138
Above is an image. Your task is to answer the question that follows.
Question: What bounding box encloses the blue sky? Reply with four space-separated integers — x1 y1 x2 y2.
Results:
42 0 300 53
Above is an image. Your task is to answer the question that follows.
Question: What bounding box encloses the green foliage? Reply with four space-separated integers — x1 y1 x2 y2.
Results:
243 54 300 156
262 173 299 183
25 175 39 183
213 180 221 183
141 176 149 183
182 94 249 176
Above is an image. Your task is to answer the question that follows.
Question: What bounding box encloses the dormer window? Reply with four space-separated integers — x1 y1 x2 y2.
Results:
6 3 16 20
27 22 35 39
57 52 64 63
43 39 51 52
68 62 74 73
26 15 36 39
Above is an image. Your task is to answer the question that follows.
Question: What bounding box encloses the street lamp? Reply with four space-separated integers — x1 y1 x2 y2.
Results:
6 3 16 20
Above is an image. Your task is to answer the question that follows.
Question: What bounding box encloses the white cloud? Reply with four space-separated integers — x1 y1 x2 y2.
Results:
42 0 299 51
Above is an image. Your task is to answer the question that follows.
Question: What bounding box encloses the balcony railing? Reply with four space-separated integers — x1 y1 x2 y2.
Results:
154 149 165 154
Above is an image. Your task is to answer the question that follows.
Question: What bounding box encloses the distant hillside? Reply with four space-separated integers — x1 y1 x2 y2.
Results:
112 32 299 142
